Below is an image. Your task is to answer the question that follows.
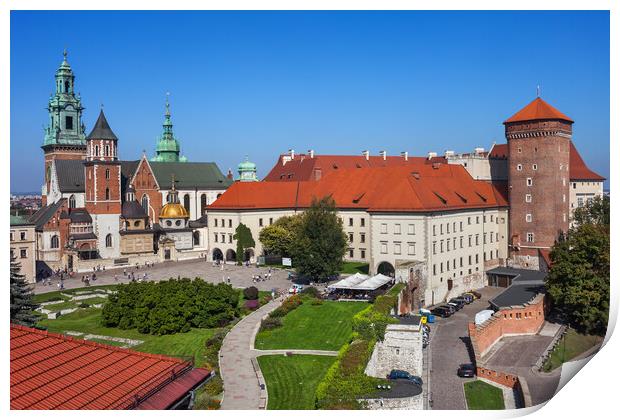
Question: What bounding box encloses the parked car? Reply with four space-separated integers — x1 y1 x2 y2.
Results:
447 302 461 312
387 370 423 386
457 363 476 378
468 291 482 299
449 298 466 309
441 304 457 314
431 306 452 318
460 294 474 304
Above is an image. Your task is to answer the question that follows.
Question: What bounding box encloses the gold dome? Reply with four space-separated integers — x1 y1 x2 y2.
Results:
160 203 189 219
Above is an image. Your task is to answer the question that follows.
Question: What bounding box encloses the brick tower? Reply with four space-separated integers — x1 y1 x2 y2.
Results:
504 97 573 269
84 110 121 259
41 50 87 205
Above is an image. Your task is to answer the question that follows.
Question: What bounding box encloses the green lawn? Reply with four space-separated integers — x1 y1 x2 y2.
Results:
340 261 369 274
37 307 216 366
33 285 118 304
258 355 336 410
464 380 505 410
543 328 603 372
255 300 369 351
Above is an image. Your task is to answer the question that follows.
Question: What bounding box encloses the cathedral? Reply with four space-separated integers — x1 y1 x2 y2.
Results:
31 52 239 273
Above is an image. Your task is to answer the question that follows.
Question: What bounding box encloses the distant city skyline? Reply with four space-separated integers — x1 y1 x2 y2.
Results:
11 11 610 192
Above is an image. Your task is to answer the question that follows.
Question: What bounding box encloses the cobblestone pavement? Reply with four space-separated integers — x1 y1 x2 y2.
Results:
482 334 561 406
429 286 504 410
33 259 294 295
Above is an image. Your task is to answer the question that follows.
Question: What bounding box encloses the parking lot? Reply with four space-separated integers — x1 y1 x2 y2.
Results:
428 286 504 410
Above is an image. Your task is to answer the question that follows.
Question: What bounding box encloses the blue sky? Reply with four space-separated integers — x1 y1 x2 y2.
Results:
10 11 610 192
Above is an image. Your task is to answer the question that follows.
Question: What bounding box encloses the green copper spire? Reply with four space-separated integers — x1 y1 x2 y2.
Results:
43 49 86 147
151 93 188 163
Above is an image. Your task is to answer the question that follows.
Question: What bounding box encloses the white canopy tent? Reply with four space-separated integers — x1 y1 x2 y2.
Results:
349 274 393 291
328 273 369 290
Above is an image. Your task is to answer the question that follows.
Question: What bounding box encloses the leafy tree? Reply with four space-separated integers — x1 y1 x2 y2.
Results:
291 196 348 281
572 195 609 228
258 214 302 257
10 258 39 327
233 223 255 264
547 197 610 336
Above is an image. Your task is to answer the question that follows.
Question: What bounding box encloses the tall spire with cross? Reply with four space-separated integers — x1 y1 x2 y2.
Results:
151 93 188 163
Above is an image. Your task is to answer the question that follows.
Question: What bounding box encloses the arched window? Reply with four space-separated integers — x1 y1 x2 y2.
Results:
105 188 110 200
193 231 200 246
105 145 110 157
50 235 59 249
105 234 112 248
68 194 76 209
105 168 110 179
201 194 207 216
141 194 149 212
94 145 100 157
183 194 190 214
64 80 70 93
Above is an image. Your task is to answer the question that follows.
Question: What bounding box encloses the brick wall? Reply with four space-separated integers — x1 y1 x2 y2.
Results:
476 367 519 388
84 163 122 214
468 294 545 358
132 159 163 223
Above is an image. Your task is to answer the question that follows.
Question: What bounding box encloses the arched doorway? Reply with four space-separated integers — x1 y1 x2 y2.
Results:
377 261 395 277
212 248 223 261
225 249 236 262
244 248 255 262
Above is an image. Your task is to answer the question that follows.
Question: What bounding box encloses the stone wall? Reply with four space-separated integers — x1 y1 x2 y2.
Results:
362 394 424 410
365 324 423 378
468 294 545 358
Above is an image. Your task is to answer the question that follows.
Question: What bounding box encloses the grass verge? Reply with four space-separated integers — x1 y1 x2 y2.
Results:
340 261 369 274
543 328 603 372
464 380 505 410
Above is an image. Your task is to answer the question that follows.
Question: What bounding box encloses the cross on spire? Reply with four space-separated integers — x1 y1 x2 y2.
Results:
536 85 541 98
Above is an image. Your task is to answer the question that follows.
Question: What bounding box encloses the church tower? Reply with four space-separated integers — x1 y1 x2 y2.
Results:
151 95 187 163
504 97 572 269
41 50 87 204
84 109 122 258
237 156 258 182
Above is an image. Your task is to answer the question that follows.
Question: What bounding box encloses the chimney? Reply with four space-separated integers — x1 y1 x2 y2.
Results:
427 152 437 160
308 149 314 159
379 150 387 160
362 150 369 160
289 149 295 160
400 151 408 161
226 168 233 179
444 150 455 159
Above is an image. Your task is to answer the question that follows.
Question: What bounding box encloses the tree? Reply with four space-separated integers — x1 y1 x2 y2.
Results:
572 195 610 228
546 196 610 336
234 223 255 264
258 214 302 257
10 258 39 327
290 196 348 281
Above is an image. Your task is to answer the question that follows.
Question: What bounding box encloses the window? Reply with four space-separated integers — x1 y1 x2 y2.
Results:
360 249 366 259
229 219 233 228
269 218 273 225
200 194 207 216
20 249 27 259
214 219 218 227
532 164 538 170
394 224 401 234
433 264 437 276
447 240 450 252
228 234 233 243
526 214 532 223
67 194 76 209
349 249 354 258
432 242 437 255
134 220 141 227
214 233 218 243
183 194 190 213
105 168 110 179
460 257 463 267
142 194 149 212
193 231 200 246
65 116 73 130
360 218 366 227
433 225 436 236
380 242 388 254
476 216 480 224
475 235 479 246
468 217 471 225
105 234 112 248
440 224 443 235
10 231 14 242
105 145 110 157
408 243 415 255
360 233 366 243
468 255 472 265
349 218 353 227
166 220 172 227
105 188 110 200
527 178 533 186
573 182 577 189
468 236 472 247
259 218 263 227
525 194 532 203
447 261 450 271
475 254 479 264
517 147 522 153
460 236 463 248
95 145 100 157
381 223 387 234
394 243 401 255
221 234 225 243
20 231 26 241
408 224 415 235
440 240 444 253
517 164 522 171
440 262 444 273
526 233 534 243
348 233 354 242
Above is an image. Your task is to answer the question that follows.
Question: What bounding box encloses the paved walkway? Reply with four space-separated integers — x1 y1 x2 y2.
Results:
34 258 293 294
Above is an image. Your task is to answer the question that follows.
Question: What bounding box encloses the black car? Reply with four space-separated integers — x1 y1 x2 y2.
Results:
387 370 423 386
431 306 452 318
457 363 476 378
440 304 456 314
448 298 466 310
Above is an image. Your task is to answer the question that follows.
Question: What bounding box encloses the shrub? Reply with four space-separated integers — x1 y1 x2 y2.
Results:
203 376 224 396
101 278 239 335
78 302 90 308
270 294 303 318
243 286 259 300
244 299 259 311
300 286 320 298
260 316 283 331
259 294 273 306
310 298 323 306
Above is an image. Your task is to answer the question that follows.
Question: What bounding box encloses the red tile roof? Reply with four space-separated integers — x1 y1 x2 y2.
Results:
263 153 447 182
485 141 604 181
210 163 509 213
10 324 210 410
504 97 573 124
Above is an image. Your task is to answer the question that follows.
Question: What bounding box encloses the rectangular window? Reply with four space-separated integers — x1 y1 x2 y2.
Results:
468 217 471 225
460 221 463 231
468 236 472 247
349 218 354 227
394 243 401 255
440 262 444 273
440 240 444 253
360 233 366 243
446 223 450 234
447 240 450 252
361 249 366 259
433 264 436 276
214 219 218 227
475 254 479 264
10 232 14 241
65 116 73 130
433 241 436 255
525 194 532 203
527 178 533 186
214 233 218 243
460 257 463 267
229 219 232 228
20 231 26 241
476 216 480 224
348 233 354 242
380 242 388 254
20 249 27 259
408 243 415 255
475 235 479 246
259 218 263 227
433 225 436 236
527 233 534 242
228 234 233 243
360 218 365 227
394 224 401 234
349 249 354 258
460 236 463 248
408 224 415 235
447 260 450 271
381 223 387 234
221 234 225 243
440 224 443 235
526 214 532 222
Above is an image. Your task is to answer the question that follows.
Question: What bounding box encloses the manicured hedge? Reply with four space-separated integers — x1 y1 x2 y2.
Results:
351 290 399 341
101 278 239 335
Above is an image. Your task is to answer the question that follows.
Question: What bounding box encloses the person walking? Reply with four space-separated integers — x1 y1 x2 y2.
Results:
114 274 118 282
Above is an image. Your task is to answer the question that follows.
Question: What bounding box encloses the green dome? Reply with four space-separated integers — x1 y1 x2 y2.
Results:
238 157 256 171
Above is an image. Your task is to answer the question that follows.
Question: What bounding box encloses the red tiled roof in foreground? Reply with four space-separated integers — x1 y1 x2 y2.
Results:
485 141 605 181
210 163 509 213
263 153 447 182
10 324 210 410
504 97 573 124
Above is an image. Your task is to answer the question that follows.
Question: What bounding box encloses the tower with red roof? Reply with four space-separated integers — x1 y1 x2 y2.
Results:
504 97 573 268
